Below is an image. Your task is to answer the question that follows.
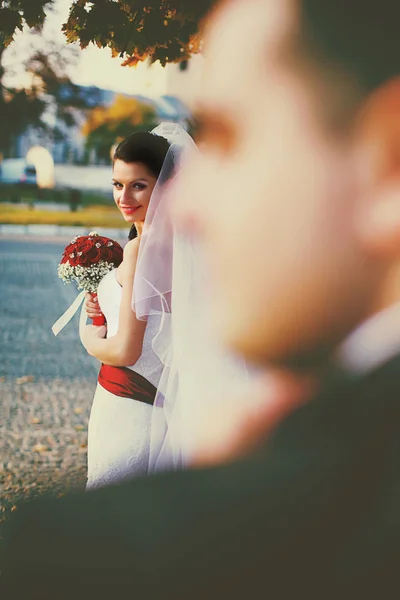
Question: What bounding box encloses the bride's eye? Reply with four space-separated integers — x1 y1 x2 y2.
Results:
133 182 146 190
112 181 123 189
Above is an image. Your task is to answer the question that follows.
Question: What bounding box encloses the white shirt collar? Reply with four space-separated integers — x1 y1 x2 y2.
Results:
337 302 400 375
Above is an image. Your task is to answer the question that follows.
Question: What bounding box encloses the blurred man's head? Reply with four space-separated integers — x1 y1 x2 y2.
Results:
178 0 400 369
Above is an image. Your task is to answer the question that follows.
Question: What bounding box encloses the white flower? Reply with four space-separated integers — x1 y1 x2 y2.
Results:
57 259 114 293
88 231 98 237
95 243 101 248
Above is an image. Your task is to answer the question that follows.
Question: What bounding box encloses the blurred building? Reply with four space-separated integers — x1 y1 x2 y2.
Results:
13 55 202 166
14 86 193 166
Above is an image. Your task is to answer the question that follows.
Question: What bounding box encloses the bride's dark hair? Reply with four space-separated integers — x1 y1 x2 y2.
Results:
113 131 171 240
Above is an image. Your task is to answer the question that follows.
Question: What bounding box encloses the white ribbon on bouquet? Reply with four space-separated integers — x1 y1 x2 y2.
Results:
51 290 88 337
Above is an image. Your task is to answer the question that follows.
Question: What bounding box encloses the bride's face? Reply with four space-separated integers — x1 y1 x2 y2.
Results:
112 159 157 223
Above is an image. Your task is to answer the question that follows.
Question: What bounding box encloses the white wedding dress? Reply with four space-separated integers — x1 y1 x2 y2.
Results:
86 269 164 489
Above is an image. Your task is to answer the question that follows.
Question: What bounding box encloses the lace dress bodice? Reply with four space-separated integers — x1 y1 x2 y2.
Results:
96 269 164 389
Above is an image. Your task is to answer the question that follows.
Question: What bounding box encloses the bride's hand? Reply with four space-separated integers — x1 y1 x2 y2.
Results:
85 292 103 319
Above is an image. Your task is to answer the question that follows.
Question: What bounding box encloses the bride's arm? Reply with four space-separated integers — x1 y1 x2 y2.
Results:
81 238 147 367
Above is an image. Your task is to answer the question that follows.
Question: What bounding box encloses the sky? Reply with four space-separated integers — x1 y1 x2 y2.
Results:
3 0 167 97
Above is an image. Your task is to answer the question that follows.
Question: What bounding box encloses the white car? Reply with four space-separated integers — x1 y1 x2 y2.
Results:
0 159 38 186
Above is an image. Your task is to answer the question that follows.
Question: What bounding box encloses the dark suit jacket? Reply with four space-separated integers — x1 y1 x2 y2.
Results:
2 357 400 599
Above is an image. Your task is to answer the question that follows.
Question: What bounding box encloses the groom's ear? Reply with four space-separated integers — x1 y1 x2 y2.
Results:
355 79 400 260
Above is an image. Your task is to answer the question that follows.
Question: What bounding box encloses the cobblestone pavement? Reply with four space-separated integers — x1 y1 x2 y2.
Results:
0 238 99 531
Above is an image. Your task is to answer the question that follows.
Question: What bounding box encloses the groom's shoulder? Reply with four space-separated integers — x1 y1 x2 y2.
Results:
319 353 400 413
268 353 400 453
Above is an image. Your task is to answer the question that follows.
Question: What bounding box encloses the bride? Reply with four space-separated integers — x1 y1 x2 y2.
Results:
82 121 255 488
82 123 179 489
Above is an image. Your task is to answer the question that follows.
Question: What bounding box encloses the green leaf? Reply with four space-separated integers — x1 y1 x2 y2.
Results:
63 0 211 65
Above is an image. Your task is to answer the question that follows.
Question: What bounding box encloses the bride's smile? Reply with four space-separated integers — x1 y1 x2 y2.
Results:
119 204 142 217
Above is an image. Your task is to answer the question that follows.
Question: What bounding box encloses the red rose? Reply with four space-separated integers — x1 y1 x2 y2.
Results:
85 244 102 264
112 246 123 266
101 245 116 262
71 236 100 266
105 245 123 266
95 238 123 265
60 242 76 263
59 235 122 269
77 254 91 267
75 237 95 254
98 246 112 263
66 251 80 267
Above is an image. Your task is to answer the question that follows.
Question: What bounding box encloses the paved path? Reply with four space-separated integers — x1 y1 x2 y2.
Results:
0 238 100 528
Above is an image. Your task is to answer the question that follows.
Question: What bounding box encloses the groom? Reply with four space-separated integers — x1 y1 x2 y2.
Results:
3 0 400 597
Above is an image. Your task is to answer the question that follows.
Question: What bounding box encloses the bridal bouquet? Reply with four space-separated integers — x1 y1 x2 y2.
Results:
52 231 123 335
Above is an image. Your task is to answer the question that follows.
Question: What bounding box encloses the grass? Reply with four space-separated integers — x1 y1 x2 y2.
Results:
0 203 126 228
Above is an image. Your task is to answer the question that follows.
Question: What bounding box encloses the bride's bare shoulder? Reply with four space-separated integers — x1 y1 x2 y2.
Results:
116 238 140 285
123 238 140 261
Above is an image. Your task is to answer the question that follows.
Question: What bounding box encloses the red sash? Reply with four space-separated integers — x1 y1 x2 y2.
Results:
98 364 157 406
